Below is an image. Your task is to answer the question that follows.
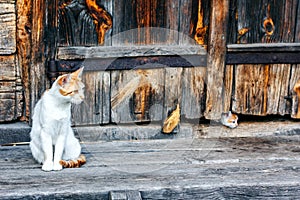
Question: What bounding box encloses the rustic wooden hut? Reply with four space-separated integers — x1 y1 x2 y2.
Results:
1 0 300 131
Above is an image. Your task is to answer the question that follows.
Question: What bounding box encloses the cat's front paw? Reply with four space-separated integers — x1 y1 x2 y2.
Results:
42 161 53 171
53 162 63 171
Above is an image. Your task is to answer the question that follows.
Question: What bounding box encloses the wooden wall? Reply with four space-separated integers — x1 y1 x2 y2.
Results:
1 0 300 124
0 0 23 122
226 0 300 117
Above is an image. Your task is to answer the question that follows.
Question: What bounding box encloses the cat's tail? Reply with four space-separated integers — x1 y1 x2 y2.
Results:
59 154 86 168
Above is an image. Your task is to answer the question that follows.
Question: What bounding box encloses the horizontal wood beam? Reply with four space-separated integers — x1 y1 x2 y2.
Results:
51 43 300 78
227 43 300 64
57 45 207 60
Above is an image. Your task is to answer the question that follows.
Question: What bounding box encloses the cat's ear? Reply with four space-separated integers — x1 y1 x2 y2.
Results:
57 74 70 86
228 111 232 116
72 67 84 79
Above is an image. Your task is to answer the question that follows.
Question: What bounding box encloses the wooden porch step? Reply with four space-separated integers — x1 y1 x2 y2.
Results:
1 136 300 199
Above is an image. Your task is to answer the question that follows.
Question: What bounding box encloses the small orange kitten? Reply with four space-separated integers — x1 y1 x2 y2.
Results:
221 111 238 128
30 67 85 171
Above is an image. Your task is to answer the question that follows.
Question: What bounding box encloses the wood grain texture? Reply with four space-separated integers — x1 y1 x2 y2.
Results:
163 68 183 129
30 0 47 120
57 45 206 60
0 55 22 122
72 71 110 125
181 67 206 119
290 66 300 118
223 65 234 112
231 0 298 116
1 137 300 199
16 0 32 120
111 69 165 123
0 1 16 54
290 2 300 118
205 0 229 120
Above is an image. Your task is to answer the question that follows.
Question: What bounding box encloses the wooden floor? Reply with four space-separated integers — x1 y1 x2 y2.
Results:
1 135 300 199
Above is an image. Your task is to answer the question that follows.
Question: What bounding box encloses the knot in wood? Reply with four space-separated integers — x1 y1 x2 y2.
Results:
263 17 275 36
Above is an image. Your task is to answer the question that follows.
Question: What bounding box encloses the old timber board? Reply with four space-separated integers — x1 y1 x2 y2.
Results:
1 136 300 199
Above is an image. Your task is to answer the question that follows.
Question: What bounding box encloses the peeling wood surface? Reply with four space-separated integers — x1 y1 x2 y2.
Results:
1 137 300 199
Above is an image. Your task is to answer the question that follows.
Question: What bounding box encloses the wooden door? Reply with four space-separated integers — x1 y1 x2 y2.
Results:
48 0 209 126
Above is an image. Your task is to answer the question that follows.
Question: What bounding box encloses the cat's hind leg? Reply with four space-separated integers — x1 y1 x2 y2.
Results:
62 127 81 160
29 136 44 164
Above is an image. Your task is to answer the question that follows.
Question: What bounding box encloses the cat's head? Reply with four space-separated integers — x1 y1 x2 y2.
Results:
56 67 85 104
221 111 238 129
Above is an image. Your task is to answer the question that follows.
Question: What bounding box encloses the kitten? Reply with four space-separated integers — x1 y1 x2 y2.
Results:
30 67 85 171
221 111 238 128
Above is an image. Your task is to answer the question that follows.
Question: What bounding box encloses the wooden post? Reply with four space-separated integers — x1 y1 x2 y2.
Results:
205 0 229 120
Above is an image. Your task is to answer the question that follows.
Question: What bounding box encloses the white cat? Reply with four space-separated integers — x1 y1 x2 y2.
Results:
30 67 86 171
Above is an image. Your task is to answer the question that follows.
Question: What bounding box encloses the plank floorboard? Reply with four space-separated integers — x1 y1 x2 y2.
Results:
1 137 300 199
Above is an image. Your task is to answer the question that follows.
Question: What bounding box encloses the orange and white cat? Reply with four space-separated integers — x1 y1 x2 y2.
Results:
221 111 238 128
30 67 85 171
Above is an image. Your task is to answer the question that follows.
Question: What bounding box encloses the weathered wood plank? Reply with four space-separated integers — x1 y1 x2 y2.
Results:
223 65 234 112
205 0 229 120
233 64 268 115
111 69 165 123
188 0 210 46
101 0 113 46
227 43 300 52
181 67 206 119
164 0 179 45
0 1 16 54
290 65 300 118
30 0 47 119
291 1 300 118
1 137 300 199
0 81 16 93
0 55 16 81
16 0 32 120
163 68 183 131
266 64 290 115
57 45 206 60
72 71 110 125
178 0 193 45
232 0 298 116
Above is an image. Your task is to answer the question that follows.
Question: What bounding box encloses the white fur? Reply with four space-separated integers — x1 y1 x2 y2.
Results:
30 75 83 171
221 111 238 129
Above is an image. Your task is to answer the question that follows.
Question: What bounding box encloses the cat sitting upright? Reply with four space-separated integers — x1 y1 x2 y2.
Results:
30 67 86 171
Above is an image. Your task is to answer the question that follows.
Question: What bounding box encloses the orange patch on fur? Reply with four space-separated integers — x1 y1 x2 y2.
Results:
59 154 86 168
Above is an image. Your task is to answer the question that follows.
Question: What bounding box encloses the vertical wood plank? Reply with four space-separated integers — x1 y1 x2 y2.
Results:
16 0 32 120
163 68 183 125
205 0 229 120
289 65 300 118
72 71 110 125
102 0 113 46
223 65 234 112
30 0 47 118
290 0 300 118
181 67 206 119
